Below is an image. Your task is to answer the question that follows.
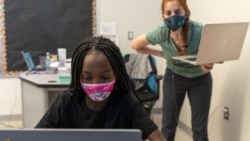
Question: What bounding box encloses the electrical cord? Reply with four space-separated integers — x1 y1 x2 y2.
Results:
208 106 224 124
0 121 16 128
0 79 20 128
171 60 180 123
9 79 19 125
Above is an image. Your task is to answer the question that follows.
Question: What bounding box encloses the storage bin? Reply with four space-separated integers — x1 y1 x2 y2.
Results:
58 73 71 84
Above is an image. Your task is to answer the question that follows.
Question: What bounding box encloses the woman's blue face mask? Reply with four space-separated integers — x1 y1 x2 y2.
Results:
164 15 186 31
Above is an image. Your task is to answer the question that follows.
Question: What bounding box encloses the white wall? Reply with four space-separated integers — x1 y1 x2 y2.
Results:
0 77 22 116
181 1 250 141
98 0 250 141
97 0 165 108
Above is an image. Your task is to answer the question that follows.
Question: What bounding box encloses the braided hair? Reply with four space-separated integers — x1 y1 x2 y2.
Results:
69 36 134 101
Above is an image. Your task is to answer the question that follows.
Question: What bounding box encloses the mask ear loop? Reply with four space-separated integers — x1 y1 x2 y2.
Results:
172 60 182 123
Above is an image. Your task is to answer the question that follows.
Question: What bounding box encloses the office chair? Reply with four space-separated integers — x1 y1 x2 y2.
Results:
124 53 163 115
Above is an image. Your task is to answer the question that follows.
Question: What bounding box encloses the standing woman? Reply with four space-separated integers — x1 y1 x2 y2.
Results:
131 0 218 141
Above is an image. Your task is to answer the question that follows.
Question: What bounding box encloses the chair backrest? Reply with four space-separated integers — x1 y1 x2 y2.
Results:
123 53 160 101
124 53 162 114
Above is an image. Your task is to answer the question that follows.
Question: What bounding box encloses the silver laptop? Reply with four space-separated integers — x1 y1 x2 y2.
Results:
172 22 249 65
0 128 142 141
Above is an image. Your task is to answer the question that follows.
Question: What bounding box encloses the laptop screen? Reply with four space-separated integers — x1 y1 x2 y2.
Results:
21 51 35 70
0 128 142 141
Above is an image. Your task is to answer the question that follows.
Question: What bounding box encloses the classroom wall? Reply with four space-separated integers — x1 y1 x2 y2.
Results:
184 1 250 141
97 0 165 109
98 0 250 141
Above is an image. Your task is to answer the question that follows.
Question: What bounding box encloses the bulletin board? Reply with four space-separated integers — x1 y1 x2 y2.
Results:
0 0 96 76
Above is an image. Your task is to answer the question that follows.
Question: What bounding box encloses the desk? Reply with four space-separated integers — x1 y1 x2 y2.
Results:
19 73 69 128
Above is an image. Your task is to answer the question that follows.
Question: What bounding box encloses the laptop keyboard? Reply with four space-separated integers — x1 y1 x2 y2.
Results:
185 57 197 61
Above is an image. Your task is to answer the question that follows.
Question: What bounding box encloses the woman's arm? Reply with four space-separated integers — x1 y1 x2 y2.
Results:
131 34 164 58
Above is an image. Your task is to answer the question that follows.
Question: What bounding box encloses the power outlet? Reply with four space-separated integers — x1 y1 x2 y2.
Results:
128 31 133 40
223 106 229 120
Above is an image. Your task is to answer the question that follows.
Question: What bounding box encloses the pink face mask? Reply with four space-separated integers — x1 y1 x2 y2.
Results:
81 80 115 102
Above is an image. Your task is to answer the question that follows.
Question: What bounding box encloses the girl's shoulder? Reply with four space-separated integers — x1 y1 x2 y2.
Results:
54 90 77 105
146 23 169 44
111 92 141 105
189 20 203 30
189 20 204 36
153 23 168 33
190 20 203 26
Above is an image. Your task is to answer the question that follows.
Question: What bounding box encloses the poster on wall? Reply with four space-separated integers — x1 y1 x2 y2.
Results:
99 22 119 46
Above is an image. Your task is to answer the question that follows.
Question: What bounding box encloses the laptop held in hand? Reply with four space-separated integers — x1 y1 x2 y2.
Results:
172 22 249 65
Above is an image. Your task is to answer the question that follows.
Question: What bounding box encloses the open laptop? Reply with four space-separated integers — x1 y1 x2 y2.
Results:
0 128 142 141
21 51 58 74
172 22 249 65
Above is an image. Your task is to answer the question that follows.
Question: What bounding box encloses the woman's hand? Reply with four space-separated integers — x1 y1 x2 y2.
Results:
200 62 224 73
200 63 214 73
147 129 167 141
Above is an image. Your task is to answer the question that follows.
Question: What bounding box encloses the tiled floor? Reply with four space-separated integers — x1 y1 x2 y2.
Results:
0 113 192 141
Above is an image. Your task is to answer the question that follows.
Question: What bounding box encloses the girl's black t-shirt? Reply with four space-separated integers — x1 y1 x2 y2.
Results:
35 91 158 140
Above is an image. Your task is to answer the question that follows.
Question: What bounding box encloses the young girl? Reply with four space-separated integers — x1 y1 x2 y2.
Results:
35 36 167 141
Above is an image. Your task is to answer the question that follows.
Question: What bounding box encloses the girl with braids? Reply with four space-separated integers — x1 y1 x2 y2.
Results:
131 0 222 141
35 36 167 141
